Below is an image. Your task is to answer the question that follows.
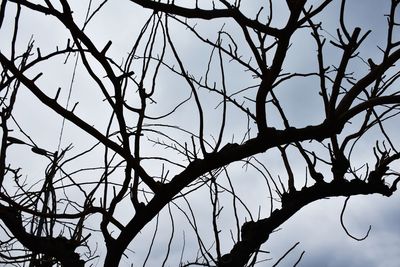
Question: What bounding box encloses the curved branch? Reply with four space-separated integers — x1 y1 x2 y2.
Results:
338 95 400 128
340 197 371 241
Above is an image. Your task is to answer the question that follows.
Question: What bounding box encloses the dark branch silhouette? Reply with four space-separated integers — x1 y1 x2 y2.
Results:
1 0 400 266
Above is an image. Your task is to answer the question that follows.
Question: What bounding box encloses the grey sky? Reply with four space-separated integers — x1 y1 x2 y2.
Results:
1 0 400 266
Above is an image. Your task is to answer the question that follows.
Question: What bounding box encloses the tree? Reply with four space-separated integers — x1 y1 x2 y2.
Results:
1 0 400 266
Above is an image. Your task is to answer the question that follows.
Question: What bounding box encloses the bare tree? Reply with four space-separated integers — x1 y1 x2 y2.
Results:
1 0 400 266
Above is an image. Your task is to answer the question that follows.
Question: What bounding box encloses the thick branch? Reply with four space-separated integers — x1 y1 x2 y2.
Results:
129 0 281 37
104 122 337 265
0 205 84 266
219 179 395 266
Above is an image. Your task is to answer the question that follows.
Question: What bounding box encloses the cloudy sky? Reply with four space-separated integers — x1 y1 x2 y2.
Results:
1 0 400 266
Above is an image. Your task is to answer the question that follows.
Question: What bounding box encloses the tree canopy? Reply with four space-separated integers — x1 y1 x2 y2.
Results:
1 0 400 266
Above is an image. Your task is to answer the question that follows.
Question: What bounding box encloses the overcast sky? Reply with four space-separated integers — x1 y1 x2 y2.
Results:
1 0 400 266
